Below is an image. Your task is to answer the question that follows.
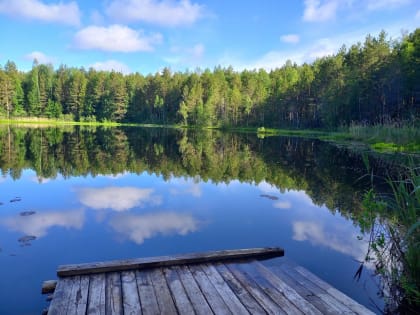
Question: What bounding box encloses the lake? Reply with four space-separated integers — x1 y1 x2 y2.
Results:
0 125 400 314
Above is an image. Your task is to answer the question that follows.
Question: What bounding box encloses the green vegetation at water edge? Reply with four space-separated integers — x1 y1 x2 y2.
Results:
2 117 418 154
357 161 420 313
347 123 420 153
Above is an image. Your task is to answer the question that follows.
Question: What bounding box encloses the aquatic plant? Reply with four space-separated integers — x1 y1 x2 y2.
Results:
357 159 419 313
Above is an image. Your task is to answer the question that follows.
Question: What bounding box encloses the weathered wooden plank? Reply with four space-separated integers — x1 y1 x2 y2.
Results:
121 271 142 315
275 263 356 314
214 263 266 315
268 265 339 315
67 276 89 315
188 264 233 315
163 266 195 314
47 277 73 315
87 274 106 315
317 293 357 315
251 261 323 315
136 270 160 315
42 280 57 294
148 268 178 315
58 247 284 277
106 273 123 315
276 263 355 314
46 249 375 315
225 262 286 315
234 262 303 315
200 264 250 315
175 265 214 315
295 266 374 314
294 266 375 315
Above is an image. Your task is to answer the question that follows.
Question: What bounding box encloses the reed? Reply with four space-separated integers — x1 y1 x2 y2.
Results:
358 160 419 313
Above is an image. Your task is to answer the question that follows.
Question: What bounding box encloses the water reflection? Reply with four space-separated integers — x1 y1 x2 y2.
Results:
0 125 405 314
170 182 202 197
31 176 51 184
292 220 369 264
101 172 129 179
76 186 162 211
109 212 200 244
273 200 292 209
1 209 84 238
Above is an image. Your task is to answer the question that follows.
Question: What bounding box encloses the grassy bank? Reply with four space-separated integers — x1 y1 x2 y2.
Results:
1 118 418 154
346 123 420 153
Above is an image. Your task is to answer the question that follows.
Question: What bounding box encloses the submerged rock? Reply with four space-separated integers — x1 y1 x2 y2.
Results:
20 211 36 216
260 194 279 200
18 235 36 243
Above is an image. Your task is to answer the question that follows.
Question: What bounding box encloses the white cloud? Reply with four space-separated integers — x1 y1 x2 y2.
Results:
366 0 411 11
89 60 131 74
1 209 84 238
106 0 205 27
24 51 55 64
242 50 306 71
292 220 369 263
0 0 80 26
190 43 205 59
302 0 411 23
416 10 420 19
90 10 105 25
273 201 292 209
170 183 202 197
73 25 162 52
304 38 337 60
76 186 162 211
303 0 339 22
109 212 199 244
164 43 205 67
280 34 300 44
258 181 279 194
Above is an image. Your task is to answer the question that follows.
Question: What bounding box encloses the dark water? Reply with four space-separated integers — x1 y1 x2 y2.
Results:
0 126 400 314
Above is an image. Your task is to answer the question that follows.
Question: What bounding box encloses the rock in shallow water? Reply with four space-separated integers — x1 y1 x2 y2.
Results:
20 211 36 216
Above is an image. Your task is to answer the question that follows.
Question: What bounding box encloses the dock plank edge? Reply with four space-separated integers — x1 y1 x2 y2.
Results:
57 247 284 277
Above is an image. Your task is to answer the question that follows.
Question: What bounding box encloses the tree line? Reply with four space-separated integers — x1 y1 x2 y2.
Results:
0 29 418 129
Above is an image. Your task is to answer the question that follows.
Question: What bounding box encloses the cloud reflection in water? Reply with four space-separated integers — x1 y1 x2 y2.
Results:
292 220 368 263
273 200 292 209
109 212 199 244
1 209 84 238
76 186 162 211
170 183 202 197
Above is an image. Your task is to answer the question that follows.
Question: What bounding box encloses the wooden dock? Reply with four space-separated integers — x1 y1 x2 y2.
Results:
42 248 375 314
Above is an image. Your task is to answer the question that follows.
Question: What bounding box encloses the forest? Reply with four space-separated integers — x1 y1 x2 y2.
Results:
0 29 419 129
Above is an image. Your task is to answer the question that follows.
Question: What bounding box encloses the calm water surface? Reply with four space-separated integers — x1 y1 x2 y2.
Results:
0 126 390 314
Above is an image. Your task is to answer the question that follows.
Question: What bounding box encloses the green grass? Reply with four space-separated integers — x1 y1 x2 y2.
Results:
0 117 174 128
346 123 420 153
1 118 418 154
0 117 121 126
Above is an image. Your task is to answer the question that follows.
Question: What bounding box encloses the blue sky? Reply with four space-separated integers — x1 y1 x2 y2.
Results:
0 0 419 74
